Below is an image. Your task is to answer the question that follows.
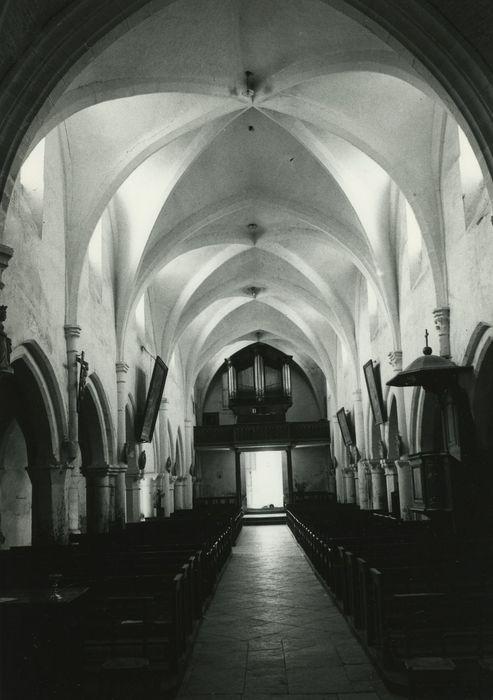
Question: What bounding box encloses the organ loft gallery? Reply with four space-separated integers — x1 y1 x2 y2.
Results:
1 1 493 699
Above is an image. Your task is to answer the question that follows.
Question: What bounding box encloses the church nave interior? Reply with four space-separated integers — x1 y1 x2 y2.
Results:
1 0 493 698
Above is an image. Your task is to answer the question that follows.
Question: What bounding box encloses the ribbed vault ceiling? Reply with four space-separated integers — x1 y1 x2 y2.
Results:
26 0 455 403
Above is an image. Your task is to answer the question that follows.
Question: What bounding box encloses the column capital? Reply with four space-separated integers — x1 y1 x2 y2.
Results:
382 460 397 475
433 306 450 323
395 458 411 470
160 396 169 410
433 306 451 358
82 464 110 479
64 324 82 339
370 462 384 474
353 388 362 401
388 350 403 372
115 361 129 375
360 459 371 473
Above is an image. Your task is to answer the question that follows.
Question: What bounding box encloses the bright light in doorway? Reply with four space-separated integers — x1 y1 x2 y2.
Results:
245 451 284 509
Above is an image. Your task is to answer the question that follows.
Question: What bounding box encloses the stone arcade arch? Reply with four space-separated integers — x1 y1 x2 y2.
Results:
0 419 30 548
78 375 114 533
0 350 67 546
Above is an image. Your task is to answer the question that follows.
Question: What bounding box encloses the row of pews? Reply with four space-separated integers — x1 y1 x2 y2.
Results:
287 502 493 698
0 504 242 699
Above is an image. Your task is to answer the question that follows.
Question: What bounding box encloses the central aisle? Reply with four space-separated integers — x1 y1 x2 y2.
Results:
178 525 399 699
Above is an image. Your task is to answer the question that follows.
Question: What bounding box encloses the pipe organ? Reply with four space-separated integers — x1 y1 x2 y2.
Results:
225 342 293 423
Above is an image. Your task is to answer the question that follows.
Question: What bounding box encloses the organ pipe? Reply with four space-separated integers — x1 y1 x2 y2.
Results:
254 351 264 401
282 359 292 397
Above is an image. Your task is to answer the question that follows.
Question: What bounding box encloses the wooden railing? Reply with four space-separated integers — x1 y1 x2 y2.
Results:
194 420 330 448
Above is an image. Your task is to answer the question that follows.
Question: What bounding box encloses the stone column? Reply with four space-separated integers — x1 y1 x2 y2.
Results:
169 476 177 514
108 464 126 529
158 398 171 516
358 460 372 510
113 467 127 527
396 459 413 520
388 350 409 453
64 324 83 535
174 478 185 510
125 442 142 523
83 466 110 534
335 463 344 503
108 468 116 525
343 466 356 503
433 307 451 358
351 462 359 505
353 389 365 459
383 460 398 513
286 447 294 504
64 324 81 454
183 419 194 509
28 465 70 545
370 462 387 511
114 362 129 527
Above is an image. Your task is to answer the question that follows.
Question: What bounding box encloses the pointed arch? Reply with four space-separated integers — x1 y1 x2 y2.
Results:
84 373 116 465
10 340 67 459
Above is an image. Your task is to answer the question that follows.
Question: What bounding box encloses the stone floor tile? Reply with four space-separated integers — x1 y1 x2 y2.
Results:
343 662 377 681
176 526 388 700
247 637 284 650
287 665 354 686
247 650 285 663
244 678 289 694
285 655 343 670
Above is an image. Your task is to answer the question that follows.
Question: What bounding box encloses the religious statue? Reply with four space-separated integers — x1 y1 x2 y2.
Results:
138 449 146 475
0 305 12 372
76 351 89 410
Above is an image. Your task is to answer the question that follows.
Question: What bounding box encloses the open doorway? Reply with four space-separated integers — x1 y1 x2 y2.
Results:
244 451 284 510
